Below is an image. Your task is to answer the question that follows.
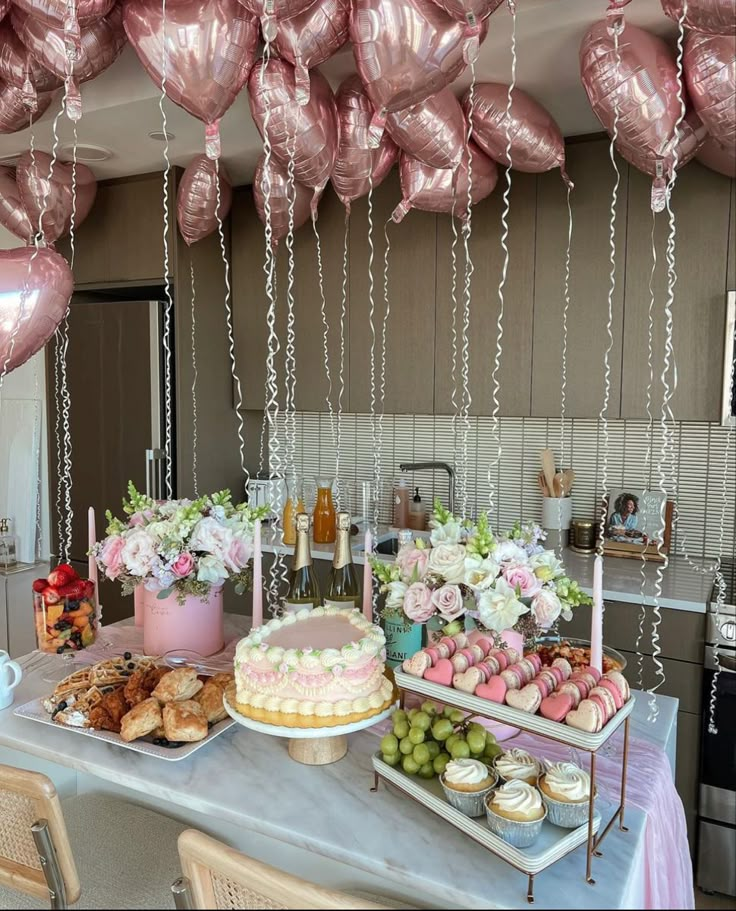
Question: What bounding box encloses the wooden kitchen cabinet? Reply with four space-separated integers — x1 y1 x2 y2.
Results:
531 140 629 418
620 161 733 421
434 172 536 417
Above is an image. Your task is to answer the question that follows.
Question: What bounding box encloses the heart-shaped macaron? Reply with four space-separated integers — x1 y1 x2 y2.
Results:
590 686 616 721
582 664 601 683
566 699 603 733
439 636 457 657
482 655 501 676
450 653 469 673
528 676 551 699
597 677 623 710
558 681 583 708
500 667 523 690
552 657 572 679
424 657 454 687
540 691 573 722
506 684 542 714
453 667 484 693
402 651 431 678
489 649 509 670
525 652 542 673
424 647 440 665
474 637 492 656
475 676 508 704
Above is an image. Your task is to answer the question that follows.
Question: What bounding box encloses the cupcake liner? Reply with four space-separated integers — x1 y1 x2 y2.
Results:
440 773 498 818
485 796 547 848
540 786 594 829
492 754 540 786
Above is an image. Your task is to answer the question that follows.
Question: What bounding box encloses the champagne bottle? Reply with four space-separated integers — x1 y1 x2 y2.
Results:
284 513 321 612
326 512 361 608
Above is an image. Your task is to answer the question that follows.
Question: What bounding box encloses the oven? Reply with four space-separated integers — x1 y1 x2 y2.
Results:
697 560 736 897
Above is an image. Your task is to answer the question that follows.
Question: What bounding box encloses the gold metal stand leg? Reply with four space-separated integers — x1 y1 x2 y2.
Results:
371 771 380 793
527 874 535 904
586 752 597 885
620 717 630 832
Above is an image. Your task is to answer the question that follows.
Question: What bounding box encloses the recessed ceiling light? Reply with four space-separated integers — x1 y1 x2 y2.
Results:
148 130 175 141
59 143 113 162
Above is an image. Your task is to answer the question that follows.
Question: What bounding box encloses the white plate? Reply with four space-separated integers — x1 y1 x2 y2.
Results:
372 753 600 876
14 697 235 762
223 693 397 739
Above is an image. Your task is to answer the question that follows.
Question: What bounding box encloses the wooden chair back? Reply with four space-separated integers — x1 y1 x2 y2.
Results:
0 764 80 905
177 829 390 910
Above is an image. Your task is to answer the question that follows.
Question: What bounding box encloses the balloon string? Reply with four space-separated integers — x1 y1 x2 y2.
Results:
556 183 573 547
258 270 277 480
489 6 517 522
284 121 297 504
189 258 199 497
378 217 392 519
449 203 460 503
53 332 64 558
335 211 349 510
312 216 338 460
367 178 379 537
59 315 73 558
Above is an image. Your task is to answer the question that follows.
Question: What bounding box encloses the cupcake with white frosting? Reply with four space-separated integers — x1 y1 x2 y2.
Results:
493 748 540 785
485 780 547 847
539 761 593 828
440 758 497 818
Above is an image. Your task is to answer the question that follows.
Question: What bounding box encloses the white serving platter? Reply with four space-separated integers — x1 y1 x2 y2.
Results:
393 670 635 752
372 753 600 877
14 697 235 762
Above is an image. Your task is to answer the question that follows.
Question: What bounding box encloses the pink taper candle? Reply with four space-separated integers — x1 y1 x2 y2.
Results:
591 554 603 674
88 507 98 609
252 520 263 629
362 530 373 621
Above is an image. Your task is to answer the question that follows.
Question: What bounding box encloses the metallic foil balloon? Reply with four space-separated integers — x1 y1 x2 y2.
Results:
385 87 466 169
237 0 316 37
332 74 398 211
661 0 735 37
15 150 97 244
273 0 350 105
430 0 504 29
392 142 498 222
248 58 338 193
0 246 74 376
0 167 33 242
685 32 736 153
177 155 233 246
350 0 488 123
464 82 570 183
0 20 62 112
0 80 54 133
123 0 258 137
252 152 315 246
11 0 114 29
580 20 705 180
11 5 126 83
0 0 10 20
697 134 736 176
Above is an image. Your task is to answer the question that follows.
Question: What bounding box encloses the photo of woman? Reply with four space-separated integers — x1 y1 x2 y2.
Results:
607 492 646 544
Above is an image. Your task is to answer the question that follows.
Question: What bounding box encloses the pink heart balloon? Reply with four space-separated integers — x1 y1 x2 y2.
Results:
386 87 466 169
661 0 735 37
124 0 258 127
252 152 316 246
685 32 735 152
176 155 233 246
351 0 488 118
0 20 62 98
332 74 398 211
16 150 97 244
0 166 33 242
237 0 315 34
697 134 736 176
0 246 73 376
429 0 503 23
273 0 350 105
12 0 115 29
11 5 126 83
392 141 498 222
0 0 9 19
248 57 338 192
0 80 55 134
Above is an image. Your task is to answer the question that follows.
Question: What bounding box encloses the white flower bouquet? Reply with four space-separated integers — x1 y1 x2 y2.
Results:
94 483 268 603
370 500 592 642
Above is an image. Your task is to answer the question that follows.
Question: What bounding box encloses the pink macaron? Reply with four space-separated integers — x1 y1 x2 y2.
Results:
476 662 493 683
567 677 590 699
525 652 542 673
424 647 440 666
574 671 598 691
489 649 509 670
500 666 525 690
518 658 537 683
540 691 574 722
558 680 583 708
528 676 551 699
548 665 565 685
551 657 572 680
590 685 617 721
482 655 501 676
435 642 451 660
459 648 477 667
582 664 602 684
588 693 611 724
439 636 457 657
597 677 624 710
474 637 493 656
475 676 508 704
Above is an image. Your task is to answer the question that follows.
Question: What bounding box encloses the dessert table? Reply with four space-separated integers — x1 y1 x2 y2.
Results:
0 617 693 909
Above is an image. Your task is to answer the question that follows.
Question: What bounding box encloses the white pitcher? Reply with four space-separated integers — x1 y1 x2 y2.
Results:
0 650 22 710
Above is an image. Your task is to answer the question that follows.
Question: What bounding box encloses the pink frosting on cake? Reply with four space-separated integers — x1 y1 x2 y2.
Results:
268 615 361 651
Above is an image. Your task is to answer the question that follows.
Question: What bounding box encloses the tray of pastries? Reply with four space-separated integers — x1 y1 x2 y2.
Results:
14 653 235 761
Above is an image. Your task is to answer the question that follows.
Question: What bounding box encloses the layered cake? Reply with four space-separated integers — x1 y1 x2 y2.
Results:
232 606 395 728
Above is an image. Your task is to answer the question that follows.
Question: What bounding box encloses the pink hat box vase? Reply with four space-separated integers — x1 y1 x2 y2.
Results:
141 585 224 657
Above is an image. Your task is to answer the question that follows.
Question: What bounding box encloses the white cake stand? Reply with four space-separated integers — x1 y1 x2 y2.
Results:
223 694 397 766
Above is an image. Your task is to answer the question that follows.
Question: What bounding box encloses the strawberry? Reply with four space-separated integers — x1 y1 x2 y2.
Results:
47 564 78 587
83 579 95 600
43 586 62 605
32 578 48 593
59 580 86 600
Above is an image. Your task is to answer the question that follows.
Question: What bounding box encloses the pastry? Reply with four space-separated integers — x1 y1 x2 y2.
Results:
424 658 454 687
488 648 509 670
552 657 572 679
500 666 524 690
528 676 551 699
151 666 203 704
539 761 592 828
557 680 583 708
441 758 497 817
450 653 470 673
124 667 170 707
486 780 547 847
494 748 540 784
475 677 507 703
195 681 228 724
473 637 492 656
402 651 431 677
535 641 623 674
604 670 630 702
517 658 537 682
438 636 457 656
566 698 604 733
120 697 163 742
208 673 235 692
162 699 208 742
505 684 542 714
503 647 520 664
590 684 617 719
539 691 573 722
481 655 501 676
524 652 542 674
453 667 485 693
54 686 104 728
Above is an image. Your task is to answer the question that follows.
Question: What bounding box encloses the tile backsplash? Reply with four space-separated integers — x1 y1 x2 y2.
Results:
274 413 735 561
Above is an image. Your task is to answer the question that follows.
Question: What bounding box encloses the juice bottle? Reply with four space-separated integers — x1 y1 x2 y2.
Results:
282 479 304 546
312 477 336 544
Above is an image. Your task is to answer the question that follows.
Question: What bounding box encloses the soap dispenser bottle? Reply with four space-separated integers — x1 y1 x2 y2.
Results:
0 518 18 569
408 488 425 531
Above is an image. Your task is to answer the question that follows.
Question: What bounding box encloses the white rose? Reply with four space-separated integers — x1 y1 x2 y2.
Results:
531 589 562 629
197 555 228 586
189 516 234 563
464 554 501 590
427 543 466 583
121 528 158 578
429 519 462 546
492 540 528 564
478 578 530 634
530 551 564 582
385 581 408 611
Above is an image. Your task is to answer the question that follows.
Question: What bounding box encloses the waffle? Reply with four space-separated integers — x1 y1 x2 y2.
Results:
53 686 105 728
89 655 158 687
53 668 92 700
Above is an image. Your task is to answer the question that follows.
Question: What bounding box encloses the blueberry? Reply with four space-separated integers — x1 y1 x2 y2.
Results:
152 738 165 746
57 701 67 711
56 646 66 654
53 622 62 630
123 652 132 661
164 741 183 749
127 662 135 670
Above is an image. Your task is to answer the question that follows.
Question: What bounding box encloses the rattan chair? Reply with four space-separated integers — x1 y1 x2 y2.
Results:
173 829 398 910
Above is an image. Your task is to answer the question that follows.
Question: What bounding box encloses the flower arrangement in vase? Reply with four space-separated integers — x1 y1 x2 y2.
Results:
369 500 591 649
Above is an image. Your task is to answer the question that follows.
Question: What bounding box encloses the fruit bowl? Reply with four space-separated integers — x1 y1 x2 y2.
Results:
32 564 97 654
530 637 627 673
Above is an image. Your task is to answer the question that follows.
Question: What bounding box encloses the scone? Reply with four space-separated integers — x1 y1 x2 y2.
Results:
163 700 208 742
120 697 163 743
152 667 203 703
208 673 234 692
195 682 228 724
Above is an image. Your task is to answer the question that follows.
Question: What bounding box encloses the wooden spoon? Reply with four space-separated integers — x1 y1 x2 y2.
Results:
552 472 564 498
540 449 557 498
560 469 575 496
538 471 550 497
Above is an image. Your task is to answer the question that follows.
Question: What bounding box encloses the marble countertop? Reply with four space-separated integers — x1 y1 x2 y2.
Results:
0 617 680 910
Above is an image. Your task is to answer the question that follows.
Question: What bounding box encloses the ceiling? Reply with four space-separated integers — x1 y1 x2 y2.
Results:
0 0 677 185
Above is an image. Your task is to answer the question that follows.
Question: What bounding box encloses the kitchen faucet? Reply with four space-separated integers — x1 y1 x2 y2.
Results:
398 462 455 515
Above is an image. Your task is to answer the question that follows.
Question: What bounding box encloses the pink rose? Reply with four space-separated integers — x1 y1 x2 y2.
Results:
171 552 195 578
503 563 542 599
431 584 465 622
531 590 562 629
100 536 125 580
396 546 429 581
225 536 253 573
403 582 435 623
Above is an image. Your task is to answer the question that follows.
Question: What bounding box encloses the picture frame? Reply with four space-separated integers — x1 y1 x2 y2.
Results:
602 489 673 563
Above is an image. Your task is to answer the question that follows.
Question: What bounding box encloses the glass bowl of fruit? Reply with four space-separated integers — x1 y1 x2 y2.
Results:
33 564 98 655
